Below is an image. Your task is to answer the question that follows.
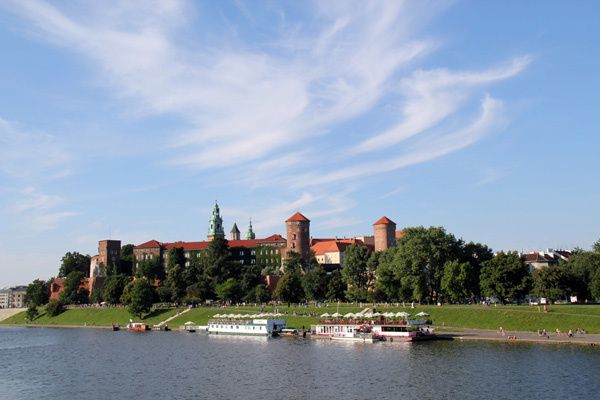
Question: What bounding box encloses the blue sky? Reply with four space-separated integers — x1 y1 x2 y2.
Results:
1 1 599 285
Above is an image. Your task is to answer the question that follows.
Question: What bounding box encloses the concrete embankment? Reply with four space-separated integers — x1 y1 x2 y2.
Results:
436 327 600 347
0 308 26 322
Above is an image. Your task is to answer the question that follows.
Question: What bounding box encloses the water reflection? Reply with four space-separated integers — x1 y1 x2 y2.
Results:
0 327 599 400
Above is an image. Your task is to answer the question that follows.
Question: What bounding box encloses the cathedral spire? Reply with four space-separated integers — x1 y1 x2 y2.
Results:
207 201 224 241
245 218 256 240
230 222 240 241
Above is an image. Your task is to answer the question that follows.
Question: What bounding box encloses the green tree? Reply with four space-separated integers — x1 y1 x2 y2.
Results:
590 269 600 301
204 237 236 285
399 227 463 302
376 245 426 302
274 267 305 304
25 303 38 321
283 251 303 272
302 264 327 301
215 278 242 303
252 283 272 304
565 251 600 300
58 252 91 277
185 277 214 304
239 264 262 301
103 274 128 305
59 271 89 304
137 257 165 281
119 244 135 276
593 239 600 254
480 252 532 304
341 244 371 302
440 260 472 303
166 247 186 271
326 269 346 301
532 265 573 302
46 300 64 317
90 289 103 304
128 278 155 319
120 280 135 304
24 279 50 306
374 259 400 301
460 241 494 300
165 261 187 303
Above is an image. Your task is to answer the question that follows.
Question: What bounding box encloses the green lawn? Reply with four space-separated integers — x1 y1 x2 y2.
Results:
3 303 600 333
169 303 600 333
0 307 182 327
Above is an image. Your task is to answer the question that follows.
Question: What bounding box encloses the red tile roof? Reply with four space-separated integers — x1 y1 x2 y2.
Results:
311 239 369 255
135 235 286 251
521 253 558 263
163 241 208 251
373 216 395 226
395 230 405 239
286 212 310 222
135 240 162 249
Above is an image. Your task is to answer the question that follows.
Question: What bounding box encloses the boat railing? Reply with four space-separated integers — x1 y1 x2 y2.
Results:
317 318 409 326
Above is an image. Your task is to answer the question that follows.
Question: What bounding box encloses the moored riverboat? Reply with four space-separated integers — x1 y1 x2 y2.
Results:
127 322 150 332
207 318 286 337
312 322 380 343
370 320 436 342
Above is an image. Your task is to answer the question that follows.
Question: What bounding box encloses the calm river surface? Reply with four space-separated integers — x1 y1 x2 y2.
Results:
1 327 599 400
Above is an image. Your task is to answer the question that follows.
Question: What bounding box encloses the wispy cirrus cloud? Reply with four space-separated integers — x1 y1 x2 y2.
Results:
4 0 437 169
0 117 71 179
7 186 78 233
289 94 505 189
3 0 531 230
351 56 532 155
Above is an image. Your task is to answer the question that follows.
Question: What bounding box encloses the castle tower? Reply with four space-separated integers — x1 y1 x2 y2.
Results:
245 218 256 240
285 212 310 265
207 201 225 241
91 239 121 277
373 216 396 252
230 223 240 241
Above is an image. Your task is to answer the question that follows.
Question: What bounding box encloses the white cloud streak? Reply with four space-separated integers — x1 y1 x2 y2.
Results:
0 117 70 178
291 95 504 188
3 1 530 232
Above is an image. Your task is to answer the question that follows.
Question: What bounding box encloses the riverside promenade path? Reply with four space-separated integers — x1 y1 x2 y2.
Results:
436 326 600 346
0 308 25 322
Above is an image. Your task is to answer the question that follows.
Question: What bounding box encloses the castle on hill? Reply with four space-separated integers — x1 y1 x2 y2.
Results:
50 202 401 301
128 202 400 276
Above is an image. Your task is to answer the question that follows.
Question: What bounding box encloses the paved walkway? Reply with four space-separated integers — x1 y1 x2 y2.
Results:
156 307 191 327
436 326 600 346
0 308 25 322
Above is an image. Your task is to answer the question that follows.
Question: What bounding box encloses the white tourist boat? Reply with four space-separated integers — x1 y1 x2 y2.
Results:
312 323 379 343
370 321 435 342
207 318 286 337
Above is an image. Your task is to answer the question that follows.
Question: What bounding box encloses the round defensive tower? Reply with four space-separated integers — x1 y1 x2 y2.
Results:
373 216 396 252
285 212 310 265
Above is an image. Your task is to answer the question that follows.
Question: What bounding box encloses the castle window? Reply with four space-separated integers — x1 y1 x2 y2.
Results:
251 250 256 255
292 243 296 249
293 234 297 240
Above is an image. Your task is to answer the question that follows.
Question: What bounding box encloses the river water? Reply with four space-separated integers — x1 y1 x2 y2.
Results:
1 327 599 400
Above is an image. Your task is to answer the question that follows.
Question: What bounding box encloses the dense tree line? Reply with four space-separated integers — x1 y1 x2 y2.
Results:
24 232 600 319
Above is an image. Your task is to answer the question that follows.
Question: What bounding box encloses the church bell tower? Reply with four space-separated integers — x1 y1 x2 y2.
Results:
207 201 225 241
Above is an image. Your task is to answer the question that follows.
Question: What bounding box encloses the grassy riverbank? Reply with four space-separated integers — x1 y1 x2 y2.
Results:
2 304 600 333
0 307 181 327
168 304 600 333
